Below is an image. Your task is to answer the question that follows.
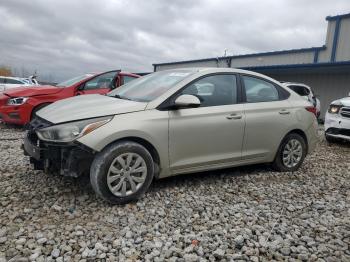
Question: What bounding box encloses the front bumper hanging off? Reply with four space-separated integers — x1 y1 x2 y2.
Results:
22 119 95 177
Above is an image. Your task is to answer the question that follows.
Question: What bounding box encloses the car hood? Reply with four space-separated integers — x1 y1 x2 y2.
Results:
3 85 62 97
36 94 147 124
332 96 350 107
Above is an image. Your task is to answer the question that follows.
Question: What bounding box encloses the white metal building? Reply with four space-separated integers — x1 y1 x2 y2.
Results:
153 13 350 118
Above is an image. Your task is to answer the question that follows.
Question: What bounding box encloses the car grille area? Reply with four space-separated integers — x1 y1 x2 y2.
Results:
326 127 350 137
340 107 350 118
24 117 94 177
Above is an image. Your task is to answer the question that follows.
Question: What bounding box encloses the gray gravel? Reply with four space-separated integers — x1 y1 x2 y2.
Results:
0 123 349 261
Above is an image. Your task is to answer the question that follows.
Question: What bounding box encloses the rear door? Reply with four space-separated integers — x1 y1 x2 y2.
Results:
168 74 245 173
77 71 118 95
241 75 292 160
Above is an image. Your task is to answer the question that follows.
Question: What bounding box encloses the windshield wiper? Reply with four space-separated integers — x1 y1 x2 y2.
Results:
112 94 133 101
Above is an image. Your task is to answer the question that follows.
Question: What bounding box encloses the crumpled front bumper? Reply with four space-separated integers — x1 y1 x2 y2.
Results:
23 130 95 177
324 112 350 141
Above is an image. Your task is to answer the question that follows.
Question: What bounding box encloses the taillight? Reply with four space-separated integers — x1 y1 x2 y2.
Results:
305 106 317 116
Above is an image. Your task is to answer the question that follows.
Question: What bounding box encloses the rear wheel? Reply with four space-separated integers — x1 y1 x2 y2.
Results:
90 141 154 204
272 133 306 172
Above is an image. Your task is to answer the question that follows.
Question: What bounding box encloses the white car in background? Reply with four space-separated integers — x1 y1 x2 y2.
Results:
281 82 321 119
325 95 350 142
0 76 39 92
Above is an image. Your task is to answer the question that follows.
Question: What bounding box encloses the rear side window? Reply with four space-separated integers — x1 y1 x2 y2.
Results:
242 76 280 103
288 85 310 96
0 78 4 84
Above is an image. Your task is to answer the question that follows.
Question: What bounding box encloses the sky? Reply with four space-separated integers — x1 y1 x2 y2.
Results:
0 0 349 82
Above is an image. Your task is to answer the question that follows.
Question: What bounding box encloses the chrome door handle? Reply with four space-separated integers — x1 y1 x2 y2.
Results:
226 114 242 120
279 110 290 115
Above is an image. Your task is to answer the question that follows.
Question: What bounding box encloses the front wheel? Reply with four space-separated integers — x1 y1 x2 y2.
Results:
272 133 307 172
90 141 154 204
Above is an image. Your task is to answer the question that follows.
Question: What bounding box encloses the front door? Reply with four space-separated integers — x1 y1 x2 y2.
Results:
168 74 245 173
77 71 118 95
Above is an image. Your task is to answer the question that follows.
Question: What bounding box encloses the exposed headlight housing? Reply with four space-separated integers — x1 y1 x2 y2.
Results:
36 116 112 143
328 104 342 114
7 97 28 105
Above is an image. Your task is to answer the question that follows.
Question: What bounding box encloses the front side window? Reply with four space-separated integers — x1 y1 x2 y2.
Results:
179 74 237 107
108 69 197 102
243 76 279 103
84 71 117 90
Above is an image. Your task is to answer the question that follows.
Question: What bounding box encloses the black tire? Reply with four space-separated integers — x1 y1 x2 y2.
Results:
90 141 154 204
272 133 307 172
31 103 49 121
325 135 338 144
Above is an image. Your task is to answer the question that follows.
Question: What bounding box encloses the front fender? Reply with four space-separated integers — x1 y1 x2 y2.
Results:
77 110 170 177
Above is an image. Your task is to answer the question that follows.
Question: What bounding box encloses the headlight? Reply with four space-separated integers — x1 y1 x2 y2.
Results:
7 97 28 105
36 116 112 142
328 104 341 114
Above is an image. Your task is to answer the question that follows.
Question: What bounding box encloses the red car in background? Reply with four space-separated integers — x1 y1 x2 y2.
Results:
0 70 139 125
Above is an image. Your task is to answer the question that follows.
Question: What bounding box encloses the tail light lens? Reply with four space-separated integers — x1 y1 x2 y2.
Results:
305 106 317 116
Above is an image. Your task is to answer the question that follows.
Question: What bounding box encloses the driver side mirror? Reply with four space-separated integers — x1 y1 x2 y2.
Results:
174 94 201 109
77 84 85 91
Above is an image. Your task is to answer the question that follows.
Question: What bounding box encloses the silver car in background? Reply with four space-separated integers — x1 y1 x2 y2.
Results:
23 68 319 204
0 76 39 91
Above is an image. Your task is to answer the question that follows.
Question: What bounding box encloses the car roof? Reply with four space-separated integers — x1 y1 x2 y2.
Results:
160 67 285 86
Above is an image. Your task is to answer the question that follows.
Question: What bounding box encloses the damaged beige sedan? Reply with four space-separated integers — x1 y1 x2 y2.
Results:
23 68 319 204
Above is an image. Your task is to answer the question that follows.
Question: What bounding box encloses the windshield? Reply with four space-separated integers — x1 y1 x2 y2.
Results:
108 70 197 102
56 74 93 87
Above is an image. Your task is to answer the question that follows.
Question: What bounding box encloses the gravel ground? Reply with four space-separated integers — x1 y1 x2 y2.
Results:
0 124 349 262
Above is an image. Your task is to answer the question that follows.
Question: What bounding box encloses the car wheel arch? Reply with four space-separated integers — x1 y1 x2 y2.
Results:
276 129 308 157
101 136 161 179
